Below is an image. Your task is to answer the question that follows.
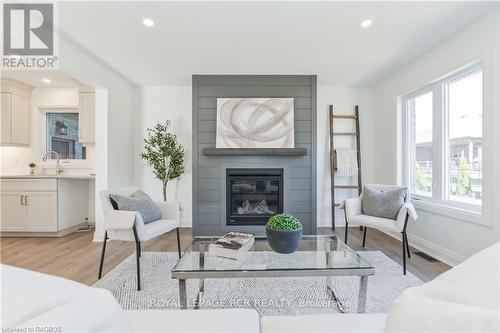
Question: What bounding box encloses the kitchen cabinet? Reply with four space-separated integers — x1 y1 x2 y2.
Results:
25 192 58 232
0 178 89 235
0 79 33 146
79 92 95 143
1 92 11 143
0 192 25 231
0 191 57 232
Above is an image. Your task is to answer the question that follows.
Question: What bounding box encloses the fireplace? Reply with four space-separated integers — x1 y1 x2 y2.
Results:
193 75 317 236
226 168 283 226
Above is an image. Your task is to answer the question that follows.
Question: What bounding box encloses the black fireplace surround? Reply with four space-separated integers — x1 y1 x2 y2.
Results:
226 168 284 226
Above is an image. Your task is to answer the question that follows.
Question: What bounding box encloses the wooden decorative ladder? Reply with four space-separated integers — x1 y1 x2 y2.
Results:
329 105 362 230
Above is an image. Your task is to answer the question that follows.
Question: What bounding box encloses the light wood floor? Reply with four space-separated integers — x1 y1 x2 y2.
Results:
0 227 449 285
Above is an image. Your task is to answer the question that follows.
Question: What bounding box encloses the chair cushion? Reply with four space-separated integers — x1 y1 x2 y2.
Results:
362 186 407 220
348 214 396 230
109 190 161 223
109 218 179 242
142 218 179 240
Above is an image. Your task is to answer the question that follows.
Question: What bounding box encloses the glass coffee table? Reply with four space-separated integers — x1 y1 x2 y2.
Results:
171 235 374 313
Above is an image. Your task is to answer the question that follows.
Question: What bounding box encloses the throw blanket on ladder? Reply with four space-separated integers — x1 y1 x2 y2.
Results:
336 149 358 176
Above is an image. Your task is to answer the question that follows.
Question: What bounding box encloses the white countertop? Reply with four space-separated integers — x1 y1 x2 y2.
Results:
1 174 95 180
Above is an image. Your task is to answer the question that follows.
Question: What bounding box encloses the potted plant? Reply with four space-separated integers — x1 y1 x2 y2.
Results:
266 213 303 254
28 162 37 174
141 120 185 201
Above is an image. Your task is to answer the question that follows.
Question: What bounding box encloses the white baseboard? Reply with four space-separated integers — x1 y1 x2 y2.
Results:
93 230 105 242
325 215 465 266
379 229 465 266
181 219 192 227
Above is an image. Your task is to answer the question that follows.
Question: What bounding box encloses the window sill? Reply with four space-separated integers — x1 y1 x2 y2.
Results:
40 161 92 169
411 199 489 227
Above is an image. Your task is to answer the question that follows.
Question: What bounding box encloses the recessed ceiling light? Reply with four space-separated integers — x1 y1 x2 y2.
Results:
142 18 154 27
361 19 372 28
42 78 51 83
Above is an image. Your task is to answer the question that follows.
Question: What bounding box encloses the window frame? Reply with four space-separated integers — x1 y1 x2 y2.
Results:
402 62 483 214
404 87 436 199
39 108 90 167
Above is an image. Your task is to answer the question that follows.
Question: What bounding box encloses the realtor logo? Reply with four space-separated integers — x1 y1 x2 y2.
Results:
4 3 53 55
2 2 58 69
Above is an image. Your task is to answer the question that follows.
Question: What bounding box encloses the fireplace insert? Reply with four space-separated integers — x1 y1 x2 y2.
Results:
226 168 283 226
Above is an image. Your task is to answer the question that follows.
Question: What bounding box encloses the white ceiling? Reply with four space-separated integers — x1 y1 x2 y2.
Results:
59 1 498 86
2 70 92 90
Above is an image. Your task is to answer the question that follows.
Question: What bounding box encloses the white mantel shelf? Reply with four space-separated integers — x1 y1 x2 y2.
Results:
202 148 307 156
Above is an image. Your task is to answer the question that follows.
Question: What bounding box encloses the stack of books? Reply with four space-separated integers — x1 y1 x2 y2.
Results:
208 232 255 260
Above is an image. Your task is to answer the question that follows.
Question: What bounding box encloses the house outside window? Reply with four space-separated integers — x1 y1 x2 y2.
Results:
46 112 86 160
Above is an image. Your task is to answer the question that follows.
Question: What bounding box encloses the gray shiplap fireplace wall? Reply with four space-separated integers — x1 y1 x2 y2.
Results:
192 75 317 236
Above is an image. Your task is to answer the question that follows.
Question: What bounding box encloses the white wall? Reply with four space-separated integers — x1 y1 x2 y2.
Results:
0 147 33 175
372 11 500 264
58 35 136 239
31 87 79 108
59 37 136 190
134 87 193 227
316 86 375 227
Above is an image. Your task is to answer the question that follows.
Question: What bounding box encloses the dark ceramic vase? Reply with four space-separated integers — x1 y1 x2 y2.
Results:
266 226 303 254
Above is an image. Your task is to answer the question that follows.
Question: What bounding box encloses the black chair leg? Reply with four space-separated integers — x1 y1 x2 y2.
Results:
402 232 407 275
132 226 141 291
405 233 411 258
343 209 349 244
98 231 108 279
135 242 141 290
176 227 182 259
362 227 367 247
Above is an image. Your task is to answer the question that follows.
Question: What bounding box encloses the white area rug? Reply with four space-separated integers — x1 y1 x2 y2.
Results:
93 251 422 316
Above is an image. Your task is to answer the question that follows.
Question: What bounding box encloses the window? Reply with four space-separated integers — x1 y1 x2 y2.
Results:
408 91 433 197
446 71 482 205
46 112 86 160
403 63 482 210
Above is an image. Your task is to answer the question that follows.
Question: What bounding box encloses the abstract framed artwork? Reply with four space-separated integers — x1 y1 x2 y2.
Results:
216 98 294 148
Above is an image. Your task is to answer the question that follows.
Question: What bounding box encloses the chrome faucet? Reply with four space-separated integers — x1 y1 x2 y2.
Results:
43 151 63 174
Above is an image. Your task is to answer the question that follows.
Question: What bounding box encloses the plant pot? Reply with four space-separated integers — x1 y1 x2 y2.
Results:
29 167 36 174
266 226 303 254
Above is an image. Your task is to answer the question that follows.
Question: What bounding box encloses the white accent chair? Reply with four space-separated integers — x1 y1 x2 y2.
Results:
341 184 417 274
98 187 181 290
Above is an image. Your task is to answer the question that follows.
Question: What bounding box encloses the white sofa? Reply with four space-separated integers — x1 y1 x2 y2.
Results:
2 242 498 333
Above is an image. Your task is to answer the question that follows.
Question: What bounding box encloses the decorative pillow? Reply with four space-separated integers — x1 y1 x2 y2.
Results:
109 196 119 210
109 190 162 224
362 186 407 220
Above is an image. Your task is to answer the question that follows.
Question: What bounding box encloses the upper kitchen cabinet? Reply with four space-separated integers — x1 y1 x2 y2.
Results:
79 92 95 144
1 79 33 146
